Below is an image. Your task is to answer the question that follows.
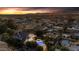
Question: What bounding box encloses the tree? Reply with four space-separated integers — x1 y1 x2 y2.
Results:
0 23 7 34
34 30 45 39
25 41 37 48
6 19 17 29
6 28 15 35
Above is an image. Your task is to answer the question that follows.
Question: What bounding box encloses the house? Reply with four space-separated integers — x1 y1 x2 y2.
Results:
68 45 79 51
72 32 79 39
23 33 37 44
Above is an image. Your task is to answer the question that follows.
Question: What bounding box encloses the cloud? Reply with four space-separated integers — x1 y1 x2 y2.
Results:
0 7 79 14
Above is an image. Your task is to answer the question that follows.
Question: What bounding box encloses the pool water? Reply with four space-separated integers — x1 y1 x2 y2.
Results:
61 39 79 51
61 39 71 47
36 40 45 46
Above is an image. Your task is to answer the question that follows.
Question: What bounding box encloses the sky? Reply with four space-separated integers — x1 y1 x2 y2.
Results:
0 7 79 14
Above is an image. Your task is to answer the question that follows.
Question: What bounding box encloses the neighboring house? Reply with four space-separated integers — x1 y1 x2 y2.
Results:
68 45 79 51
16 18 32 24
62 33 71 38
72 32 79 39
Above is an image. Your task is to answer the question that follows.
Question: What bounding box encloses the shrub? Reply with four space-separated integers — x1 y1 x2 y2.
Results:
25 41 37 49
1 33 10 42
36 46 43 51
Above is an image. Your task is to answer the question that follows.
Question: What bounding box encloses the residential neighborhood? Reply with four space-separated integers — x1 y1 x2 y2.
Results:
0 7 79 51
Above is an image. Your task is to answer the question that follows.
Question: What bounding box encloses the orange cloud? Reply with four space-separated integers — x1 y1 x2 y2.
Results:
0 8 51 14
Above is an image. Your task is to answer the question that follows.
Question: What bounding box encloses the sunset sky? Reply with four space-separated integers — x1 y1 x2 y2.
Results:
0 7 79 14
